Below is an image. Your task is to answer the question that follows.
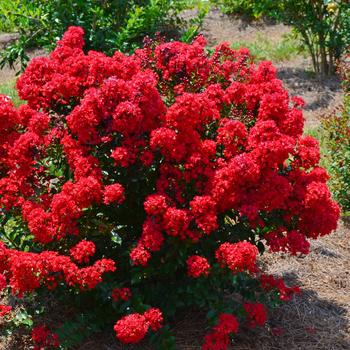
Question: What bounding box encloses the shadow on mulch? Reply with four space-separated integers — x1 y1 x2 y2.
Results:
234 273 349 350
277 66 342 111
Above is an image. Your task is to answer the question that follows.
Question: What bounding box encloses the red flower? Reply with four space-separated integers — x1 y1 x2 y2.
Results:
144 308 163 331
203 313 239 350
130 245 151 266
243 302 268 328
111 287 132 302
215 314 239 335
202 331 229 350
103 183 125 205
216 242 258 273
0 305 12 317
260 274 300 301
70 240 96 264
114 313 149 344
32 325 59 350
187 255 210 278
0 274 7 291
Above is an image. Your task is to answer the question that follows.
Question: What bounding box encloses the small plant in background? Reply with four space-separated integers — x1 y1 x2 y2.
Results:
322 54 350 212
0 0 207 71
0 27 339 349
0 0 22 33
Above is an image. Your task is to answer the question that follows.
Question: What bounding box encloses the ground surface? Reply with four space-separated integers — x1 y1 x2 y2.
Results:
0 8 348 350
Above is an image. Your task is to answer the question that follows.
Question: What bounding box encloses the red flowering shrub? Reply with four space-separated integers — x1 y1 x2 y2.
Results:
243 302 268 328
0 26 339 349
31 325 60 350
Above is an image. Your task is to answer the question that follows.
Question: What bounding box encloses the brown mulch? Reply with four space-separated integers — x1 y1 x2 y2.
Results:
233 219 350 350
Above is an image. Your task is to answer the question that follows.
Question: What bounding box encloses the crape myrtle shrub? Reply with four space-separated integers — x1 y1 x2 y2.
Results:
0 27 339 349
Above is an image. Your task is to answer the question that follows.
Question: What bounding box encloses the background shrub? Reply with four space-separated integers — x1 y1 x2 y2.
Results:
275 0 350 76
0 0 20 33
0 0 207 70
0 27 339 349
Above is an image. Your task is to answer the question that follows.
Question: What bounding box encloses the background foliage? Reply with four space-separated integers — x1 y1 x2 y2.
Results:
0 0 208 70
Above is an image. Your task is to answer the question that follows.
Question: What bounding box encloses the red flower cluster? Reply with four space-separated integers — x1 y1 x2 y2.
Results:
265 229 310 255
103 183 125 205
0 26 339 348
0 304 12 317
32 325 59 350
114 308 163 343
216 242 258 274
0 241 115 296
243 302 268 328
203 313 239 350
187 255 210 278
111 287 132 302
70 240 96 264
260 274 300 301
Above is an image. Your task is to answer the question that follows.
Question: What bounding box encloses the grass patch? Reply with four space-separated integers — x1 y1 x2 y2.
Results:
231 33 305 63
0 80 23 107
